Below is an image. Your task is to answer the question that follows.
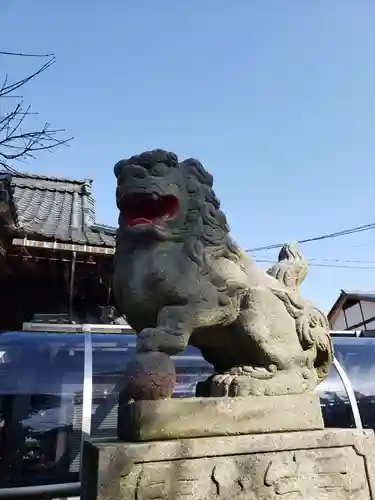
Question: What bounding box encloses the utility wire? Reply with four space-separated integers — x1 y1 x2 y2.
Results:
255 256 375 265
246 222 375 253
255 259 375 270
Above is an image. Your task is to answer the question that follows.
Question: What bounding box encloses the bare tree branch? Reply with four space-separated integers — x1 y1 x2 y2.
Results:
0 51 54 57
0 52 73 170
0 57 55 97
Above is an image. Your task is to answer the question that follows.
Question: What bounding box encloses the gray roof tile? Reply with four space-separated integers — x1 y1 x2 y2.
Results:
5 172 116 247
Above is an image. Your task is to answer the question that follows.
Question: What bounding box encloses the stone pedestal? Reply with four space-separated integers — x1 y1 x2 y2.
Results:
82 429 375 500
82 394 375 499
118 393 324 441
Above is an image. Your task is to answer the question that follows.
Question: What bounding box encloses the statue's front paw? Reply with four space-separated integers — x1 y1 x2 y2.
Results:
137 328 162 352
137 327 188 355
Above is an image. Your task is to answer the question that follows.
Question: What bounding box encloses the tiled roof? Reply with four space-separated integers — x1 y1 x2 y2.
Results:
2 171 116 247
340 290 375 301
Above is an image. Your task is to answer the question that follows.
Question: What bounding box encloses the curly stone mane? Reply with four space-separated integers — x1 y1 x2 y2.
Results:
180 158 241 266
114 149 180 178
114 149 241 266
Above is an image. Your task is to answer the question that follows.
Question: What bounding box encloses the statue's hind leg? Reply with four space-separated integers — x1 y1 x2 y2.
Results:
209 365 317 396
208 312 317 396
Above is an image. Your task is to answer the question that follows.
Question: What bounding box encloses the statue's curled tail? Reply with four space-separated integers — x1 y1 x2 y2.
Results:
267 242 308 291
268 243 332 382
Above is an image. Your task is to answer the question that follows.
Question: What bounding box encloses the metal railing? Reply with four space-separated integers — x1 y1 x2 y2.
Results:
0 483 80 499
21 322 134 334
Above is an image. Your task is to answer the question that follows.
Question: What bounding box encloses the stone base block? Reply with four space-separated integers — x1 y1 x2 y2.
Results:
118 393 323 441
82 429 375 500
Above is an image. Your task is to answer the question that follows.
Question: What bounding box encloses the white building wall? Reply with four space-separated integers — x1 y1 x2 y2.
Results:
344 303 363 328
359 301 375 322
331 311 347 330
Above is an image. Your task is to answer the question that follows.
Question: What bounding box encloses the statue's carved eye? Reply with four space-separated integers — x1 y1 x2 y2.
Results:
186 179 198 194
150 162 169 177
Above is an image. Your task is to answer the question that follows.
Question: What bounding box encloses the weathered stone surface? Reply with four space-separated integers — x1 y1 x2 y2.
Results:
113 149 333 397
118 393 323 441
82 429 375 500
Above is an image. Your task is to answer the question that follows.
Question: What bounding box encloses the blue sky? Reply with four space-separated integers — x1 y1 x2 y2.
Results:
2 0 375 311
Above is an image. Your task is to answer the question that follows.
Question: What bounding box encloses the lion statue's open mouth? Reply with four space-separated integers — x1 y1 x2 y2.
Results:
120 193 179 227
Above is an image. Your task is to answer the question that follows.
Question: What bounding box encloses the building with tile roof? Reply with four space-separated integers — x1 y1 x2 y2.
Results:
0 171 116 254
0 170 121 329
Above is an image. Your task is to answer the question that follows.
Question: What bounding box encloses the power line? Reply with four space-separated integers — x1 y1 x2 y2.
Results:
256 256 375 265
246 222 375 253
256 259 375 270
308 257 375 265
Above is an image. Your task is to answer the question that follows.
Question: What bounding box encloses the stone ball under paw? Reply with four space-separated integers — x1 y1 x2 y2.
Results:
122 351 176 401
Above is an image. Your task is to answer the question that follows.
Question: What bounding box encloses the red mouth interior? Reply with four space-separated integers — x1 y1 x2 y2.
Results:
121 194 179 227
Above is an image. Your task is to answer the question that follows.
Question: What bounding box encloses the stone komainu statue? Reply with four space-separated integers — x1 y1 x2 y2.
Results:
113 150 333 396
